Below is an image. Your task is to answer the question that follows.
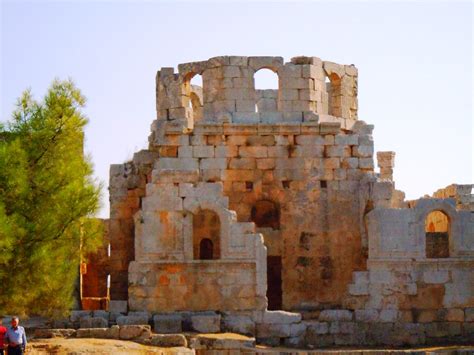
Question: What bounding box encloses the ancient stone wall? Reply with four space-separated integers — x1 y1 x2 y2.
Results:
131 116 376 312
108 150 159 306
152 56 358 132
128 181 267 312
103 55 474 346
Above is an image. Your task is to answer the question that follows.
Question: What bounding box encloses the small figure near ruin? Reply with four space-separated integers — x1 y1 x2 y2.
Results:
5 317 27 355
0 318 6 355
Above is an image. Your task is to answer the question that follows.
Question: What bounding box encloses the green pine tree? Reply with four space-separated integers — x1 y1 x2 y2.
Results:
0 79 103 317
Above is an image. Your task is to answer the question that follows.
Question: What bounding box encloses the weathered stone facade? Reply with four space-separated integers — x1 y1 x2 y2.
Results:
104 56 473 346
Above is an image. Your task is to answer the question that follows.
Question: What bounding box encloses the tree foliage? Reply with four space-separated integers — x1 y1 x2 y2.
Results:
0 80 102 317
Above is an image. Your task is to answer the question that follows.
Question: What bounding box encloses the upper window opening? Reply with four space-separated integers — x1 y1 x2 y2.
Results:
326 73 341 117
254 68 279 90
184 73 203 122
254 69 279 113
425 210 449 258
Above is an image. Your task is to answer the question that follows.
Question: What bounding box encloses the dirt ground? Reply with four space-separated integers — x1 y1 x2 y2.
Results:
27 338 192 355
26 337 474 355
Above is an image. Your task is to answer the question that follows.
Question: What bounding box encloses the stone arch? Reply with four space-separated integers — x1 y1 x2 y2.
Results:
193 209 221 260
414 199 459 258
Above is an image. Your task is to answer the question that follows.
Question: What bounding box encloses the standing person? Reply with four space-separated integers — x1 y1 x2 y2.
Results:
0 317 6 355
5 317 27 355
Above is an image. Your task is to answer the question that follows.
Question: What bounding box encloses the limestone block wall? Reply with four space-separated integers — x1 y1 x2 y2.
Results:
153 56 358 132
432 184 473 211
367 198 474 259
128 181 267 312
103 55 474 346
343 192 474 336
142 119 376 311
108 150 159 301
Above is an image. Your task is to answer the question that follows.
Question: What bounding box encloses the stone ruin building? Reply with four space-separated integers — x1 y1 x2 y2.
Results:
83 55 473 347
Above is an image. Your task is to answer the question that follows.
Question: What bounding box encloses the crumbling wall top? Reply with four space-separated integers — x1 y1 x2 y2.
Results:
154 55 358 132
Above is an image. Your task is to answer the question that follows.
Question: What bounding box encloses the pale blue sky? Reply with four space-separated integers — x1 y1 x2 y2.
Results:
1 1 472 218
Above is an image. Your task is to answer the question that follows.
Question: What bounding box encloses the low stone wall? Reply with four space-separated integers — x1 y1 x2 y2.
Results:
254 310 474 347
46 309 474 348
34 325 187 347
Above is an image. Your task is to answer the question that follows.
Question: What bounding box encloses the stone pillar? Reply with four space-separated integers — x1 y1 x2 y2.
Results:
377 151 396 180
323 61 358 120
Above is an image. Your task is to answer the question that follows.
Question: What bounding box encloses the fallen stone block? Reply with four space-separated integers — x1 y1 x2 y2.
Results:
86 328 108 338
189 334 255 349
105 325 120 339
262 310 302 324
76 327 118 339
153 313 182 334
34 328 76 339
191 313 221 333
76 328 93 338
150 333 188 347
119 324 152 340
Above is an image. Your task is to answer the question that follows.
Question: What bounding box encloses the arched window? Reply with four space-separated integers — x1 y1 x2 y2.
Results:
199 238 214 260
326 73 342 117
184 73 203 122
254 69 279 113
251 200 280 230
193 210 220 260
425 210 449 258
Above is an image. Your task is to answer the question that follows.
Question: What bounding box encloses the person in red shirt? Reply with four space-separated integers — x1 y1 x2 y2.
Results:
0 317 7 355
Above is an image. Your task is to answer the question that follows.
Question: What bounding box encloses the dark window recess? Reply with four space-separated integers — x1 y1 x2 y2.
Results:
426 233 449 258
282 180 290 189
320 180 327 188
267 256 282 310
199 238 214 260
251 200 280 229
245 181 253 190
